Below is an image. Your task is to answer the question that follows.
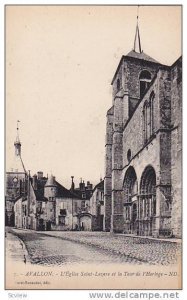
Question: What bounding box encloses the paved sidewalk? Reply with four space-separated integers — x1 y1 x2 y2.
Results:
117 233 181 244
37 231 181 265
5 228 31 265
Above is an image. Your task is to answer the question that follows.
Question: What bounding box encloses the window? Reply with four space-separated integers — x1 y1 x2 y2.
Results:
60 209 67 216
127 149 132 162
153 196 156 216
143 101 148 143
117 78 120 90
150 91 155 135
143 92 155 144
139 70 151 98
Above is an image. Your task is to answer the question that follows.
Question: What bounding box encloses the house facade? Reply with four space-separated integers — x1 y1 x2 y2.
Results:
13 170 93 231
90 180 104 231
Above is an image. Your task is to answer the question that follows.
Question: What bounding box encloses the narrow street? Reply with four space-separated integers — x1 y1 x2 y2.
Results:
5 227 181 289
6 227 181 266
6 227 146 266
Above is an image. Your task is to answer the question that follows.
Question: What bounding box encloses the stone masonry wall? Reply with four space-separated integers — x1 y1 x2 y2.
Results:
123 76 159 168
113 58 159 101
104 107 113 231
170 58 182 237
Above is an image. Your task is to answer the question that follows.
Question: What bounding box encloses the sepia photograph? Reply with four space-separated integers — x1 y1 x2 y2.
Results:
5 5 182 290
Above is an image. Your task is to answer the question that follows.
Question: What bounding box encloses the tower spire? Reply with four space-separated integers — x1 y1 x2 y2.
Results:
14 120 21 156
16 120 20 142
133 5 142 53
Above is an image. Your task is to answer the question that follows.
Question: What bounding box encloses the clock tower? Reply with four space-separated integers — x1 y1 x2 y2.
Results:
5 122 27 226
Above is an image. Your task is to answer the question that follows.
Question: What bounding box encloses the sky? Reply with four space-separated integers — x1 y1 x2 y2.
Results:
6 5 181 188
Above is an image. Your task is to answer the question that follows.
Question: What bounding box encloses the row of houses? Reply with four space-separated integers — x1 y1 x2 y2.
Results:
5 134 104 231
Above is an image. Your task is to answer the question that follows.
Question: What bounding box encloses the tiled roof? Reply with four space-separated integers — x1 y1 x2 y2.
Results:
55 181 80 199
93 180 104 192
31 176 81 200
34 189 47 201
125 50 160 64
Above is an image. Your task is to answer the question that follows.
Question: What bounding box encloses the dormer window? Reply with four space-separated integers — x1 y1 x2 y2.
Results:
139 70 151 98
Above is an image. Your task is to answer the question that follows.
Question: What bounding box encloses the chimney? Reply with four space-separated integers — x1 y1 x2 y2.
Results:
32 174 37 190
79 179 85 191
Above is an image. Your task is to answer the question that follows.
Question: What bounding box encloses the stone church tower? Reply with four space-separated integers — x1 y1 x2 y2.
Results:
104 17 182 237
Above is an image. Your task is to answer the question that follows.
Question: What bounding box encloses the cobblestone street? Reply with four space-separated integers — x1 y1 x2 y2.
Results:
39 231 181 266
6 228 181 267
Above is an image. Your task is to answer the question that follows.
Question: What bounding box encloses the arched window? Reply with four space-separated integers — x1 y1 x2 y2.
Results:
127 149 132 162
117 78 120 91
139 70 151 98
143 91 155 144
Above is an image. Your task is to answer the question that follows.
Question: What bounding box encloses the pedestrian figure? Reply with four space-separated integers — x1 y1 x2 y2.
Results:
23 254 26 264
20 241 23 249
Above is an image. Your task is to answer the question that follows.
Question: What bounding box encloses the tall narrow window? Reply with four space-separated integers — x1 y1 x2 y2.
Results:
117 78 120 91
150 91 155 135
139 70 151 98
147 102 151 139
143 92 155 144
143 101 148 143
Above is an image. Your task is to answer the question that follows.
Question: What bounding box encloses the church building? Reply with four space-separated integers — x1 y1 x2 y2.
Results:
104 18 182 238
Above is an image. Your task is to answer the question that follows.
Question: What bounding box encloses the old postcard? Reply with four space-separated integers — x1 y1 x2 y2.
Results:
5 5 182 290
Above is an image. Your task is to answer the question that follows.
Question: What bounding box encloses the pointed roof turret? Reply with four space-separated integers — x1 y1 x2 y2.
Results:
133 6 142 53
130 6 160 63
111 7 161 85
8 121 27 173
45 174 57 187
14 120 21 156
